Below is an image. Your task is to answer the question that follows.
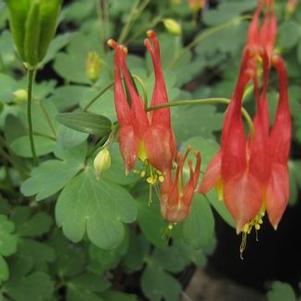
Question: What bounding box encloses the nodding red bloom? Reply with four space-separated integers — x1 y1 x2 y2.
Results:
199 1 291 235
266 55 291 229
108 31 176 176
160 148 201 223
199 53 269 232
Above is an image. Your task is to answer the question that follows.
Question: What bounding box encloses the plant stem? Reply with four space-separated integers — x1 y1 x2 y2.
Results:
118 0 150 44
146 98 255 134
27 68 38 164
83 82 114 112
169 15 251 69
40 102 57 138
125 15 163 45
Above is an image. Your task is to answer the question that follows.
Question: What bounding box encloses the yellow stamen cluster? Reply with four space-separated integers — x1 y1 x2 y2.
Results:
242 211 265 234
134 160 165 186
240 210 265 260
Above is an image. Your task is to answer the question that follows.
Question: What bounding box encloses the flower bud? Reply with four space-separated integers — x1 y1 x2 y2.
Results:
7 0 62 67
94 148 111 180
189 0 207 12
13 89 28 104
286 0 298 16
163 19 182 36
170 0 182 6
86 52 101 83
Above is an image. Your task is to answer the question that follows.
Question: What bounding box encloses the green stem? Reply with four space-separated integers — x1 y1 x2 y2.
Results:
0 53 5 72
83 82 114 112
125 15 163 45
146 98 255 134
40 102 57 138
27 68 38 164
169 15 251 69
118 0 150 44
132 74 148 106
0 146 13 165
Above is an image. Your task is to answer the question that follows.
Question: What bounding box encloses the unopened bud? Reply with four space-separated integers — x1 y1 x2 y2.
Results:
286 0 298 16
94 148 111 180
163 19 182 36
13 89 28 104
189 0 207 12
170 0 182 6
86 52 101 83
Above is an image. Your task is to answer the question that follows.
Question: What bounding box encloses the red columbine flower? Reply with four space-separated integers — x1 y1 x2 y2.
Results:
266 55 291 229
108 31 176 180
160 148 201 222
199 0 291 238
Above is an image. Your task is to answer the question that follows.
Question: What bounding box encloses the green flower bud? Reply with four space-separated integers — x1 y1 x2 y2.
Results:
6 0 62 68
163 19 182 36
94 148 111 180
86 52 101 83
13 89 28 104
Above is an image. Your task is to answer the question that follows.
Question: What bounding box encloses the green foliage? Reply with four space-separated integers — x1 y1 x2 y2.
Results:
267 282 297 301
55 165 137 249
0 215 18 283
0 0 300 300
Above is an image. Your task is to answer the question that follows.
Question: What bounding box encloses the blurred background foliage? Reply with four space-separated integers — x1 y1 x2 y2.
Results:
0 0 300 300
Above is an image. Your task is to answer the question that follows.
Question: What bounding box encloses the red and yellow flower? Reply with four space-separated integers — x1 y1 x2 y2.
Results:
109 31 201 223
199 0 291 238
108 31 176 182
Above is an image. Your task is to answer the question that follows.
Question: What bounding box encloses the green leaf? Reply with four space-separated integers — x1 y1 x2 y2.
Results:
137 195 167 249
173 105 223 142
101 291 138 301
297 40 301 64
89 234 129 273
57 125 88 149
21 144 86 201
66 272 110 301
16 212 53 237
203 1 257 26
41 33 71 65
4 271 54 301
181 194 215 251
267 282 296 301
10 135 56 157
50 85 91 112
48 229 86 277
55 166 137 249
288 160 301 205
17 239 56 270
278 21 301 50
152 245 188 273
123 231 149 273
56 112 112 136
0 215 18 257
141 265 181 301
0 254 9 284
53 32 103 84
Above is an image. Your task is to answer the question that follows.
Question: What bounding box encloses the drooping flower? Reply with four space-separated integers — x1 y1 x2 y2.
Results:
160 148 201 222
199 0 291 236
266 55 291 229
108 31 176 182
